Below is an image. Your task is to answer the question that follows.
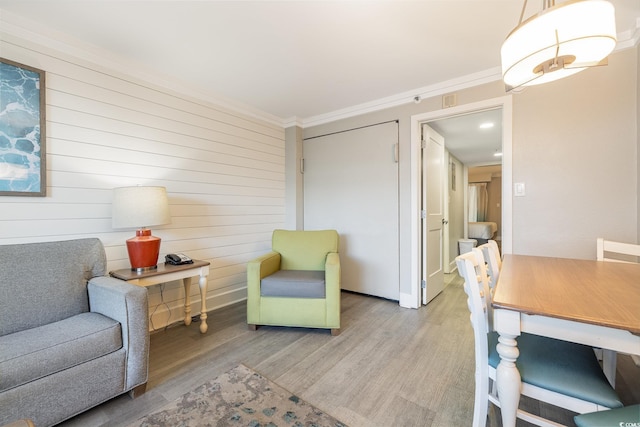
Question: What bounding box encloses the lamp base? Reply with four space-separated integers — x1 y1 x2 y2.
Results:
126 229 161 272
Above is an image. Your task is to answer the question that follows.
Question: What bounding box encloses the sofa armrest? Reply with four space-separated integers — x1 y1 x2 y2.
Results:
87 276 149 391
246 251 281 324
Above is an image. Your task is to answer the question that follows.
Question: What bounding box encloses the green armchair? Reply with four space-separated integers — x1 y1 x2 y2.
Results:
247 229 341 335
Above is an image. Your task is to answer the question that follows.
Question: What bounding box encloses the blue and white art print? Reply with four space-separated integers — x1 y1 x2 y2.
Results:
0 58 46 196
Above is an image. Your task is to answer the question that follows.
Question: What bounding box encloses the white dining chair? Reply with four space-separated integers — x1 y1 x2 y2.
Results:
457 249 622 427
478 240 501 291
596 238 640 373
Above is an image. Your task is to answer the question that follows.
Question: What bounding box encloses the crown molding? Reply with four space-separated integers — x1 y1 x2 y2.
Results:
614 17 640 50
299 67 503 128
2 8 638 131
0 9 284 129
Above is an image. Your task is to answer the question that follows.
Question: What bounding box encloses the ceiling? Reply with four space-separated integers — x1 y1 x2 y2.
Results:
429 108 503 166
0 0 638 164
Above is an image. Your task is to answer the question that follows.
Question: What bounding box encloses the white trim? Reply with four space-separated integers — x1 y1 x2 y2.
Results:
2 7 636 129
409 96 513 309
302 67 503 128
0 9 284 128
399 292 415 309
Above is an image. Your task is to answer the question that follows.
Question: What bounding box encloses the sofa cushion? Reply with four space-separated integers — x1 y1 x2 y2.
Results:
0 238 107 336
261 270 326 298
0 312 122 392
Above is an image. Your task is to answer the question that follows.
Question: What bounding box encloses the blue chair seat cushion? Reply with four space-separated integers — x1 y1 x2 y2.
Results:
488 332 622 409
260 270 325 298
574 404 640 427
0 312 122 392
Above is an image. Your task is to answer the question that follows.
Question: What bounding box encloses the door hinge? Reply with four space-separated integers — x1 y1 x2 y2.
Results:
300 158 304 174
421 210 426 219
421 280 426 289
421 139 426 150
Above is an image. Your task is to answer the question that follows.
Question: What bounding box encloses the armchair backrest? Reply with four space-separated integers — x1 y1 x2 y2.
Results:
0 238 107 336
272 229 339 271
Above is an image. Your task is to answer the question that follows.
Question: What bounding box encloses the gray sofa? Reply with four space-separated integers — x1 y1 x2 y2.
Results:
0 238 149 427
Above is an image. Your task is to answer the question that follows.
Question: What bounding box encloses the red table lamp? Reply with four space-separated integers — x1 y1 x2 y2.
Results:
112 186 171 272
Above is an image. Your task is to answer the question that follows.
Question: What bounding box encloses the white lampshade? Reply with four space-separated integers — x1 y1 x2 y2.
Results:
112 186 171 229
501 0 617 91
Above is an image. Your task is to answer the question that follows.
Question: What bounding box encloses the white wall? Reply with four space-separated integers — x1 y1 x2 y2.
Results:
637 44 640 244
0 30 285 330
512 47 638 257
299 47 638 298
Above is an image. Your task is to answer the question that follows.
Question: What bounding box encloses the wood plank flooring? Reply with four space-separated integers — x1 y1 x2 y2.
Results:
59 274 639 427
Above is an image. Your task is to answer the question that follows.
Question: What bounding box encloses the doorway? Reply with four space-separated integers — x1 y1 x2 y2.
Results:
429 108 504 275
407 96 513 309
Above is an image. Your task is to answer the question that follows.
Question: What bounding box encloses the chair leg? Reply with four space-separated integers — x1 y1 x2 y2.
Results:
331 328 340 336
473 373 489 427
248 324 258 331
128 383 147 399
602 349 617 387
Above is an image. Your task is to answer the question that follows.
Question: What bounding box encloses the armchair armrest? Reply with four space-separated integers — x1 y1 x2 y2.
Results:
246 251 281 324
88 276 149 391
248 251 281 279
325 252 341 329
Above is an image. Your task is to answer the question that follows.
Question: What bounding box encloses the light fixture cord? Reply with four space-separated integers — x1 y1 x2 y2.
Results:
553 29 561 68
518 0 528 24
519 0 556 24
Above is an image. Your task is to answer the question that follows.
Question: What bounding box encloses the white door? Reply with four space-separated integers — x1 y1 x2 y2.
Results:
303 121 399 300
422 124 445 304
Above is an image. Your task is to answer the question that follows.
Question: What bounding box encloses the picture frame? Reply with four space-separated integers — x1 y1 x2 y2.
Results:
0 58 47 197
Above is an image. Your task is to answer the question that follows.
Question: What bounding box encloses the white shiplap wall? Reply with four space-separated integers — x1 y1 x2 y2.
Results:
0 31 285 331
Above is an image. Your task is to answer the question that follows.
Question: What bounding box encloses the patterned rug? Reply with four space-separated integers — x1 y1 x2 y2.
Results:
129 364 347 427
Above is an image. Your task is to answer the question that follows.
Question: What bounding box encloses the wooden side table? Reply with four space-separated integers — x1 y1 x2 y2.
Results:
110 260 211 333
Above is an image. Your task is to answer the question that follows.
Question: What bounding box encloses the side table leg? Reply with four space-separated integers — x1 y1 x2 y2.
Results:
496 333 521 427
183 278 192 326
198 273 208 333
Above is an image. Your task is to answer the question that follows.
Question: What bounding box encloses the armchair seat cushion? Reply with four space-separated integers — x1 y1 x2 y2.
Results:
0 312 122 392
260 270 325 298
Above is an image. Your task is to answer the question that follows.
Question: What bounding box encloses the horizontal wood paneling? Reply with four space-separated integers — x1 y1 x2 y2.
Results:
0 31 285 329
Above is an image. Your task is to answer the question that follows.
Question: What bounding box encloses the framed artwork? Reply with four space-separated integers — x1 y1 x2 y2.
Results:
0 58 46 196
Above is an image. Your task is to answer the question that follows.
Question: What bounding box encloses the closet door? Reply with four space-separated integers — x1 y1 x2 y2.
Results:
303 122 399 300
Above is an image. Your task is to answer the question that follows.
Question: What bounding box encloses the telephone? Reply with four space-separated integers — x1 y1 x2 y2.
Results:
165 253 193 265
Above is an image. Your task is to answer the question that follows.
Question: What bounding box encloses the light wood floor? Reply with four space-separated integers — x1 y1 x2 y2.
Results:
60 274 639 427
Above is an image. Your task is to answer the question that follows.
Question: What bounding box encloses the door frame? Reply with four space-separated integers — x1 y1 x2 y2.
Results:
404 95 513 309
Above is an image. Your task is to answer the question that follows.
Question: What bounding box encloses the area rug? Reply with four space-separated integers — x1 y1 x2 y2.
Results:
129 364 347 427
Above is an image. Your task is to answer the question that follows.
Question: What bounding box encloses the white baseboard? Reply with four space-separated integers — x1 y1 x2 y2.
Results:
399 292 418 309
148 287 248 332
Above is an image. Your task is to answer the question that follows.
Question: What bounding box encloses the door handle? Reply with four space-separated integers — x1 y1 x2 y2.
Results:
442 219 449 225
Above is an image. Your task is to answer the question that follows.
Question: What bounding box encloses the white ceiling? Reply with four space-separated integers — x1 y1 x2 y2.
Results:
1 0 638 123
0 0 638 164
429 108 503 166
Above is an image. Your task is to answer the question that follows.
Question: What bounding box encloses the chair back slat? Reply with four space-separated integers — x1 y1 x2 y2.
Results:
478 240 501 291
596 237 640 263
456 249 492 335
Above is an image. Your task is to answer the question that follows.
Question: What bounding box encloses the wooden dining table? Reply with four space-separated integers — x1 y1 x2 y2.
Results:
492 254 640 427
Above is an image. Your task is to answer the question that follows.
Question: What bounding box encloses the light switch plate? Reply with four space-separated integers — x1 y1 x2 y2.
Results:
514 182 526 197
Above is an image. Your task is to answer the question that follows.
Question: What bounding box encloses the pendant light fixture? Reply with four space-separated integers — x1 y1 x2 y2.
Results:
501 0 617 91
